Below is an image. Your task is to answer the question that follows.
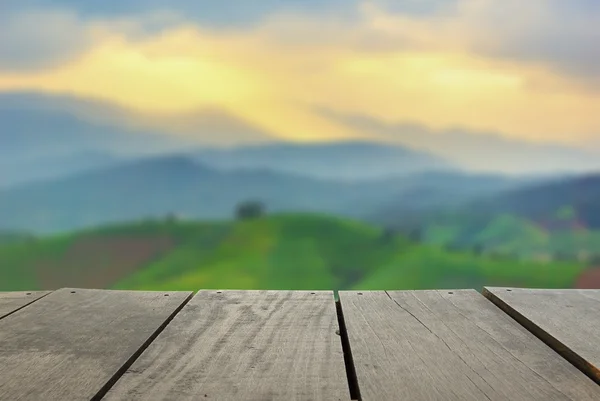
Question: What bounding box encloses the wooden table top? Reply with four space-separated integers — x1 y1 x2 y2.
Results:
0 287 599 400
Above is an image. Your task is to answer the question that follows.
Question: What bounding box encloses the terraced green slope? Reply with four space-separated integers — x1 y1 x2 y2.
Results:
0 214 588 292
112 214 412 290
355 246 583 290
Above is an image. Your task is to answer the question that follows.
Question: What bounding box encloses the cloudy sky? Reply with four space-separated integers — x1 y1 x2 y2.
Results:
1 0 599 151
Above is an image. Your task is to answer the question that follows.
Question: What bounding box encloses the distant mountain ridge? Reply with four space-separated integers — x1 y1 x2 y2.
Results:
461 174 600 228
322 111 600 175
4 90 600 188
396 173 600 261
194 140 455 180
0 155 369 233
0 97 194 188
1 92 457 186
0 153 518 234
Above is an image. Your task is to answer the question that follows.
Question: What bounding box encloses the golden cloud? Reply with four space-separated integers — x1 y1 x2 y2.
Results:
1 1 599 145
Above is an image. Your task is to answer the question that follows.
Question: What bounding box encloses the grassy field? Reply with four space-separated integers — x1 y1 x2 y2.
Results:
0 213 590 292
421 208 600 261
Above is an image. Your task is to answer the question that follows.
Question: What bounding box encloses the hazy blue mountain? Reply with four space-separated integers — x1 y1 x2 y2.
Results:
389 173 600 236
0 95 186 159
321 111 600 175
194 141 456 181
0 93 199 187
1 92 458 186
4 92 460 187
457 174 600 228
0 155 372 233
393 173 600 258
368 171 534 224
1 149 122 188
4 91 600 186
0 154 519 234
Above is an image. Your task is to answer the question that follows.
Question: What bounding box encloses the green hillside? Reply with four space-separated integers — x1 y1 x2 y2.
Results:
111 214 405 291
420 211 600 262
0 214 589 292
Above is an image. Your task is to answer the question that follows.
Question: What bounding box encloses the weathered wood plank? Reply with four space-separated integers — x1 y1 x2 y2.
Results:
340 290 600 401
103 290 350 401
0 288 192 401
484 287 600 384
0 291 50 320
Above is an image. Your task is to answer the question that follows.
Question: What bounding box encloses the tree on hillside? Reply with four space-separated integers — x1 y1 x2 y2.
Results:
235 200 266 220
381 227 396 243
473 243 484 255
408 228 422 242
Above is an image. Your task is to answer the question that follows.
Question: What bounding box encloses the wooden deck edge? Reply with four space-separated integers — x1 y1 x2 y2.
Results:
0 291 53 321
482 287 600 385
90 291 195 401
3 288 596 397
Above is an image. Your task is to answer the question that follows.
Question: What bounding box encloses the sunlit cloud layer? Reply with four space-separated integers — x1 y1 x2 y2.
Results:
1 0 599 148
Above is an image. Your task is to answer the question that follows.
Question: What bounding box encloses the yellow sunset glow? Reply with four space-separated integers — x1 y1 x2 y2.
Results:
1 4 599 146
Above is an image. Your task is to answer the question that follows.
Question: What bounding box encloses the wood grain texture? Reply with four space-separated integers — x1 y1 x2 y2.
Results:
103 290 350 401
0 291 50 320
340 290 600 401
0 288 192 401
484 287 600 384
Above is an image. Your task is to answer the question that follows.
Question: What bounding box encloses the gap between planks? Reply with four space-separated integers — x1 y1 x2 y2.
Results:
336 300 362 401
483 287 600 386
4 287 598 399
91 291 195 400
0 289 361 400
100 290 355 400
0 290 53 321
338 289 600 401
0 289 193 401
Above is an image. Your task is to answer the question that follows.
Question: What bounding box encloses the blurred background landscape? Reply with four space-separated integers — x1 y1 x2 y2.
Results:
2 0 600 292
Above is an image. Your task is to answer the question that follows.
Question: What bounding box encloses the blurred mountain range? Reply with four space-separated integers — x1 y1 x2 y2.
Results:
1 91 600 242
0 154 524 233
